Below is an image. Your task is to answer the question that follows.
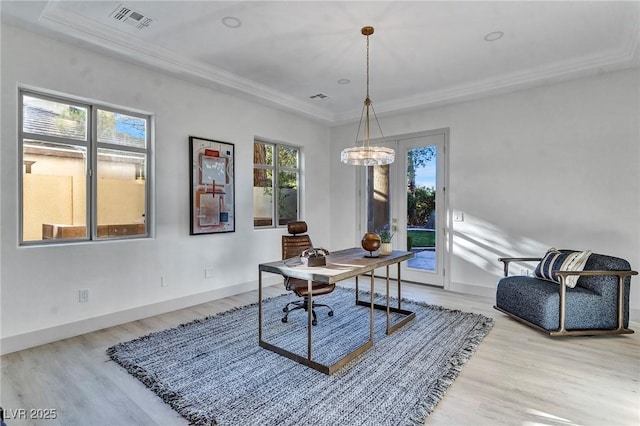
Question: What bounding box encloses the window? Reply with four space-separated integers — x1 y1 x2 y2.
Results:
19 89 151 243
253 140 299 227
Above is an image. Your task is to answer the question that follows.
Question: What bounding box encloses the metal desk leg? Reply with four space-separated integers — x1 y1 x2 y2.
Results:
354 261 415 335
258 270 263 342
387 262 416 334
386 265 390 332
370 272 375 342
307 279 313 361
259 273 374 374
397 262 402 310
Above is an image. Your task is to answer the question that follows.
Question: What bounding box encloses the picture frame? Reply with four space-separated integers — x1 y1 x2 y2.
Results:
189 136 235 235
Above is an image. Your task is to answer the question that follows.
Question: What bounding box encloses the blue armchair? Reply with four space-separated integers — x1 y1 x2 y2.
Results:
495 250 637 336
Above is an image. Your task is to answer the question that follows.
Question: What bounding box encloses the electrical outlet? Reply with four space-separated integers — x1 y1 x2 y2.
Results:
205 268 214 279
453 210 464 222
160 276 168 287
79 289 89 303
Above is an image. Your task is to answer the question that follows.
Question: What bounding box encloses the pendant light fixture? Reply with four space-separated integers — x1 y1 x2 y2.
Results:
340 26 395 166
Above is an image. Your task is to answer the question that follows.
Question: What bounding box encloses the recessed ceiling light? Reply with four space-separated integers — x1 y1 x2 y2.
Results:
484 31 504 42
222 16 241 28
337 79 351 85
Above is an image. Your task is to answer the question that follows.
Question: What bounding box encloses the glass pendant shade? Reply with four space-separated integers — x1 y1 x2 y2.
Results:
341 145 395 166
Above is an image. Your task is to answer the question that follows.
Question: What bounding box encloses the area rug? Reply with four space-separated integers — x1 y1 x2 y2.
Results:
107 287 493 425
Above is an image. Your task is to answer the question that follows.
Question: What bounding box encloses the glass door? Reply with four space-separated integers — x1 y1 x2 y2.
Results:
400 134 446 286
361 130 447 287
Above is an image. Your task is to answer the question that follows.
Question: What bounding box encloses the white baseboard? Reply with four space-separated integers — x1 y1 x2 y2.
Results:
0 276 282 356
447 281 495 299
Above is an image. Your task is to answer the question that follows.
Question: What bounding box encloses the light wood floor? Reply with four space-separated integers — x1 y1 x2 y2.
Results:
1 279 639 425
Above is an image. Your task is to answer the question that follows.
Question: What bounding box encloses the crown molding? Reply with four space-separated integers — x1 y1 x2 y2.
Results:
39 2 638 126
333 42 639 124
38 4 336 123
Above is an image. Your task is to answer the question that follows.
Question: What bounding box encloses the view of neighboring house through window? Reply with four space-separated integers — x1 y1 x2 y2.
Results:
19 90 151 243
253 140 299 227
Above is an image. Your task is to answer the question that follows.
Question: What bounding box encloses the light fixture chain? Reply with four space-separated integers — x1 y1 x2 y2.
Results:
370 103 386 143
354 103 366 146
366 33 370 100
365 31 371 148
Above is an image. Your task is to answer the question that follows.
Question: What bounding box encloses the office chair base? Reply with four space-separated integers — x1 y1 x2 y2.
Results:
282 300 333 326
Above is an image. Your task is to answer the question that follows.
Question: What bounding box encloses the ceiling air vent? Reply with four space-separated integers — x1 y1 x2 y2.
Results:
110 4 154 30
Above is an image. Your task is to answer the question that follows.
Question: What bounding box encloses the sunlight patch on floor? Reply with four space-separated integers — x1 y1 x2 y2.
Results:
522 408 578 426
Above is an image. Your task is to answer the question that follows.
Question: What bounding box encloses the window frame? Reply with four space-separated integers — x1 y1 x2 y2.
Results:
18 88 152 245
253 139 301 228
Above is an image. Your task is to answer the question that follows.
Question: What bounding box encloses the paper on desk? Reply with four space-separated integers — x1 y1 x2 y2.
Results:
285 265 349 276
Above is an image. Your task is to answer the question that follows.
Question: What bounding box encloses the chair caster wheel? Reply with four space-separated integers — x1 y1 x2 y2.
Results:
281 318 288 323
328 311 334 317
312 320 318 326
282 307 288 312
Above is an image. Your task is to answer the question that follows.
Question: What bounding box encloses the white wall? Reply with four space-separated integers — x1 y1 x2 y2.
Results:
2 24 639 354
330 68 640 316
0 25 331 353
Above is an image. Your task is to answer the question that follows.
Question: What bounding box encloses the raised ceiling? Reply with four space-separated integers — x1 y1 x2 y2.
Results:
2 1 639 124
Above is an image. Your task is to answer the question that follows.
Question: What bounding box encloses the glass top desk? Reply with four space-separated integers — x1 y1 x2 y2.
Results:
258 247 415 374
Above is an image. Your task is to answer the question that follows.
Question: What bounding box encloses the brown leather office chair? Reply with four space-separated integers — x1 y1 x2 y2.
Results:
281 221 335 325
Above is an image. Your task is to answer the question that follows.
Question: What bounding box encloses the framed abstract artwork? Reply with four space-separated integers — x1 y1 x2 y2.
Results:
189 136 235 235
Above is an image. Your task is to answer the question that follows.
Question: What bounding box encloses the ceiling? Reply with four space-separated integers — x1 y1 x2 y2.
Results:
2 1 639 124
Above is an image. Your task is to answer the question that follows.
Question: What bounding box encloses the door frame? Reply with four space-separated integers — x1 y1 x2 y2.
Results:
355 128 451 290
